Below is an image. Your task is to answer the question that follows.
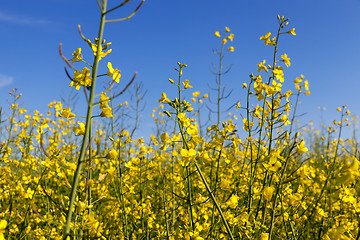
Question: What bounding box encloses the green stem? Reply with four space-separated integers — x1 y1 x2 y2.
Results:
208 144 224 238
171 123 177 234
162 170 170 240
194 161 235 240
118 140 129 239
186 166 195 233
268 144 295 240
63 1 107 238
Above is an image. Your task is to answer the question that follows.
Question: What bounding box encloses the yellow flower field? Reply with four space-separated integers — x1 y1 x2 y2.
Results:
1 1 359 240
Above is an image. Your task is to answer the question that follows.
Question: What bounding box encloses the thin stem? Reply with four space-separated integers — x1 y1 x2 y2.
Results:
63 0 107 238
268 144 296 240
105 0 145 23
193 161 235 240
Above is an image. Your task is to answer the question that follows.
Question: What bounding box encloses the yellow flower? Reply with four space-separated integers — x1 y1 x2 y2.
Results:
263 151 282 172
98 92 114 117
222 38 227 45
0 219 7 240
257 60 268 73
192 91 200 97
243 118 254 132
180 148 196 158
160 132 170 143
284 89 293 102
286 28 296 35
336 158 360 185
214 31 221 38
272 80 282 92
186 124 198 136
260 32 272 45
227 33 234 41
180 148 197 166
280 114 291 126
106 149 118 160
178 112 186 122
183 80 193 89
293 75 303 85
70 67 92 90
260 233 269 240
100 92 110 109
60 107 76 119
107 62 121 83
158 92 170 103
69 48 83 63
273 66 284 82
226 194 239 208
227 46 234 52
323 226 349 240
225 26 230 32
281 54 291 67
87 39 112 61
263 186 275 201
73 122 85 136
100 107 115 118
304 80 309 91
296 140 308 154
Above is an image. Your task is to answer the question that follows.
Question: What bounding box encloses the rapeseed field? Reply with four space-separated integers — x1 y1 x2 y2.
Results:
1 1 359 239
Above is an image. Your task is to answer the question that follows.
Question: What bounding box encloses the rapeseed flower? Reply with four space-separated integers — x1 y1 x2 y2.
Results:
263 186 275 201
257 60 268 72
336 158 360 185
183 79 193 89
69 48 83 63
281 54 291 67
0 220 7 240
60 107 76 119
286 28 296 35
107 62 121 83
227 46 234 52
70 67 92 90
73 122 85 136
297 140 308 154
158 92 170 103
87 39 112 61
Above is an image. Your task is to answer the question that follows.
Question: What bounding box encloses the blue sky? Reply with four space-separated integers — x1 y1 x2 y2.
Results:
1 0 360 138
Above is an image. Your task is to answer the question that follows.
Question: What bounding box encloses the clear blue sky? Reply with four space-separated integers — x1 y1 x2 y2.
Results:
1 0 360 138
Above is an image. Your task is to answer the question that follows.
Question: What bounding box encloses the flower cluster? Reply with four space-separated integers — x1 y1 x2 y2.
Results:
99 92 115 117
214 26 235 52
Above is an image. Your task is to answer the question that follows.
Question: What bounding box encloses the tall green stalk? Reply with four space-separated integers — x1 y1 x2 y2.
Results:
63 1 107 238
